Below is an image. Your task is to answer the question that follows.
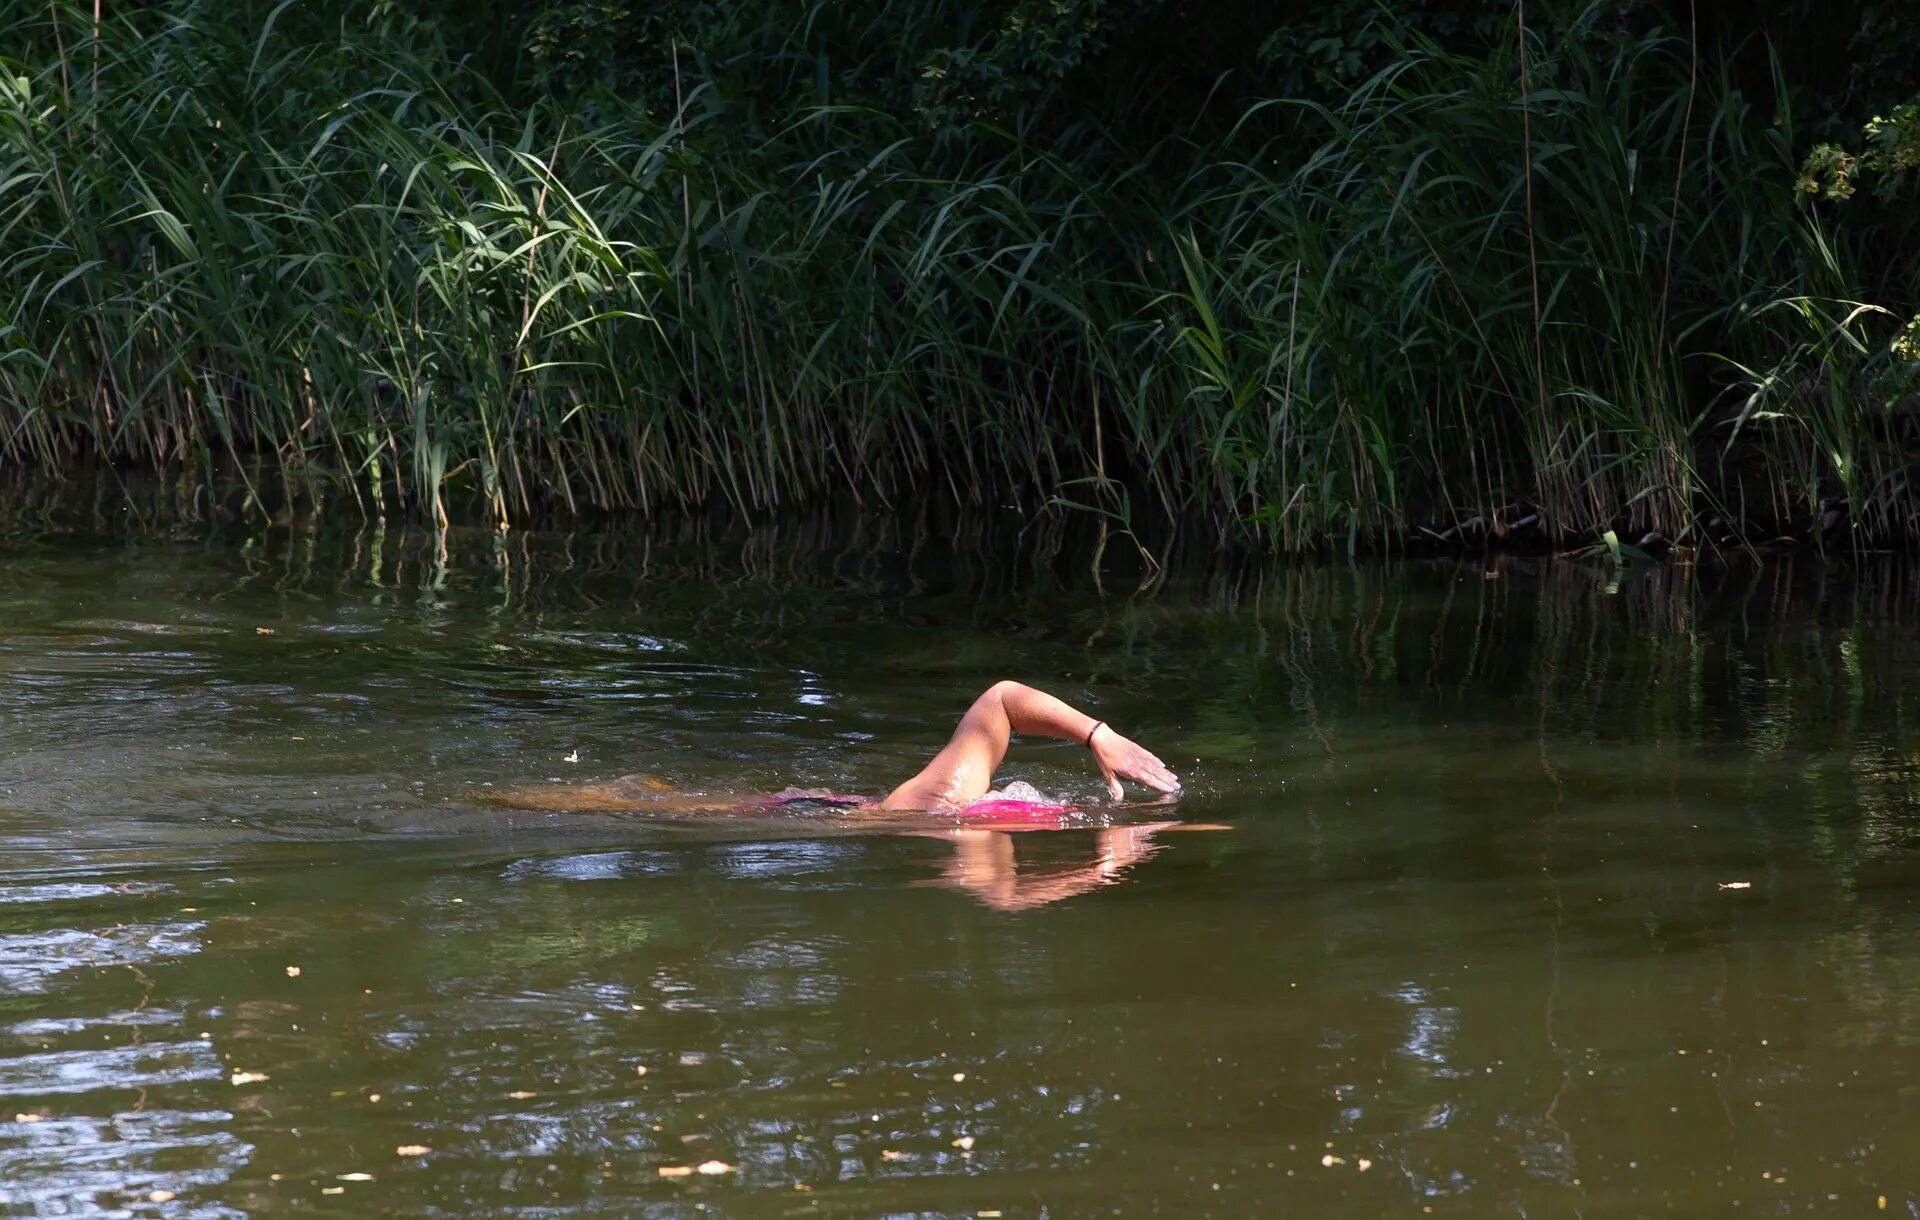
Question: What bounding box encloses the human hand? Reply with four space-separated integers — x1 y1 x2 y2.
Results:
1088 725 1180 800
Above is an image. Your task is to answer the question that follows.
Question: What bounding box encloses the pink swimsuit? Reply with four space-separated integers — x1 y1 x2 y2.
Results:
948 797 1079 822
761 793 1077 821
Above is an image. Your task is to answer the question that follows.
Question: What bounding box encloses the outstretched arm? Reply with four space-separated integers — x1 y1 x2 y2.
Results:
880 680 1180 810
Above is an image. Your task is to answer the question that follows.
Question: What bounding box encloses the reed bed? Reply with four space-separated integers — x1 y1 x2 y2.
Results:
1 0 1914 548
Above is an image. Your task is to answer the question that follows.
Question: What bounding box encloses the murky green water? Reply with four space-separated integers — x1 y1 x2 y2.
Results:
4 515 1920 1217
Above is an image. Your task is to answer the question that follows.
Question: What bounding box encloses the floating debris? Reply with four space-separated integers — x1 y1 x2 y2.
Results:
1358 1158 1373 1172
1719 881 1753 890
1321 1154 1344 1168
147 1190 175 1203
395 1145 431 1157
285 965 301 978
952 1136 975 1151
230 1071 269 1086
657 1166 695 1179
881 1150 905 1161
564 750 580 764
337 1173 373 1182
507 1091 537 1100
696 1161 734 1175
14 1113 43 1124
952 1072 966 1083
321 1186 344 1195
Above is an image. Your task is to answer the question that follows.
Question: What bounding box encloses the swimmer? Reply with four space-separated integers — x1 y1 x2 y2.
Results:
879 679 1179 810
493 680 1179 817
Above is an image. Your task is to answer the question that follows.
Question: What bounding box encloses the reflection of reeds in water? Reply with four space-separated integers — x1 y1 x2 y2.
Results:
10 476 1917 834
12 476 1920 755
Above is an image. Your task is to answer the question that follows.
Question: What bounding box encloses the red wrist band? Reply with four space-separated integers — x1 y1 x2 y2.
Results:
1085 720 1105 748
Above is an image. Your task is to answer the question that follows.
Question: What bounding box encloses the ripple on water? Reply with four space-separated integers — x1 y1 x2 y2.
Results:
0 633 123 650
57 619 232 637
0 1039 221 1096
2 650 213 678
0 881 170 905
0 923 205 994
8 1008 185 1037
520 630 681 653
708 840 864 882
0 1108 249 1218
503 850 683 882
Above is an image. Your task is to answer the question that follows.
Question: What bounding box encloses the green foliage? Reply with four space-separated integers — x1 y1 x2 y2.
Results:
0 0 1917 549
1800 99 1920 200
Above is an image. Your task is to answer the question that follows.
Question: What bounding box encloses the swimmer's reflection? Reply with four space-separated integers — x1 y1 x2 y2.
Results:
911 821 1214 911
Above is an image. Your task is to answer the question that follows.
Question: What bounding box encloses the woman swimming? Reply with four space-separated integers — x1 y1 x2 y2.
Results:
493 680 1180 818
877 679 1178 810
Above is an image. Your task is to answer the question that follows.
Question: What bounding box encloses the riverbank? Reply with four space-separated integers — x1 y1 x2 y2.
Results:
2 1 1915 550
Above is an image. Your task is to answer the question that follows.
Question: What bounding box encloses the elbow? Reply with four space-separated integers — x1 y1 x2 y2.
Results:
970 679 1024 713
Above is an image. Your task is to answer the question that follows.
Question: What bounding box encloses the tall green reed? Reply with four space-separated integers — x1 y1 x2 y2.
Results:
1137 16 1859 550
1 0 1913 550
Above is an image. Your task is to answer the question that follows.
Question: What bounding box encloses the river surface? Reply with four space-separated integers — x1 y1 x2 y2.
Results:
3 512 1920 1217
